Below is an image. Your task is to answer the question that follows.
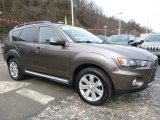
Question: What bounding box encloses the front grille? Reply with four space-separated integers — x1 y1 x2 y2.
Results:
147 46 160 51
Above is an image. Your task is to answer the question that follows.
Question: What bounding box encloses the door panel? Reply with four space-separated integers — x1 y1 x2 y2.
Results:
34 44 69 78
15 26 38 70
16 42 36 70
33 26 69 78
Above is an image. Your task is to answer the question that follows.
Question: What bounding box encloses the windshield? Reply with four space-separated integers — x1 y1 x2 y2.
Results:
145 34 160 42
60 26 102 43
107 35 130 45
97 35 109 41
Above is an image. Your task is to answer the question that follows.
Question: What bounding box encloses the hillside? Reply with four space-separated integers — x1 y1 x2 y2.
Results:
0 0 151 36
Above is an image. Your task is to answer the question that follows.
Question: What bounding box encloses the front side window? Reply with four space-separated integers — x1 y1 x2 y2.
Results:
12 29 22 41
19 27 37 42
39 27 63 43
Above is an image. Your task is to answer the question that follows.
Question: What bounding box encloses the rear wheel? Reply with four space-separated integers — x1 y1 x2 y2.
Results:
75 67 112 106
8 58 25 80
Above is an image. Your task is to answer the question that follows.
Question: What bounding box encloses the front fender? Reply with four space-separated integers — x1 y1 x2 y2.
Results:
69 52 118 79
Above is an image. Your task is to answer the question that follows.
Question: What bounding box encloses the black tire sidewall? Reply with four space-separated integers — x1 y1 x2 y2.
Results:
75 68 112 106
8 58 24 80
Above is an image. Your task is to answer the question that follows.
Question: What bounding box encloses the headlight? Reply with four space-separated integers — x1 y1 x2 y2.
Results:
118 58 148 68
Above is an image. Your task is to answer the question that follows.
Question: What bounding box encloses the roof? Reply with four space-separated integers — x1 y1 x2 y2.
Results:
12 21 62 30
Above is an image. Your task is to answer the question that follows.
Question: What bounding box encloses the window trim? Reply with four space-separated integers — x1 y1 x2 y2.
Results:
38 26 66 44
11 29 22 42
19 26 38 43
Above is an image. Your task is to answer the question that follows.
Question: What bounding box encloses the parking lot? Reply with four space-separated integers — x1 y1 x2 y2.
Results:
0 54 160 120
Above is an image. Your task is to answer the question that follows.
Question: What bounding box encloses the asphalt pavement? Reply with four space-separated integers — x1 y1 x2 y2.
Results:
0 54 160 120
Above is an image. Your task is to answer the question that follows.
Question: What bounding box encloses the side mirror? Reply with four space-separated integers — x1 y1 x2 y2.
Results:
128 39 135 43
129 41 137 46
128 36 135 43
49 37 65 46
128 39 137 46
129 40 144 47
128 36 136 46
137 40 144 45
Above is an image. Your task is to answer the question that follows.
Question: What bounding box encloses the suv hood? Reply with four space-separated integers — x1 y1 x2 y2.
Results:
90 44 155 61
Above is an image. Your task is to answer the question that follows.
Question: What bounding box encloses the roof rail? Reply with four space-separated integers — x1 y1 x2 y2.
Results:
14 21 52 29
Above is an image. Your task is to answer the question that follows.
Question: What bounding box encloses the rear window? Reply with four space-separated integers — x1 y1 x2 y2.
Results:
12 29 22 41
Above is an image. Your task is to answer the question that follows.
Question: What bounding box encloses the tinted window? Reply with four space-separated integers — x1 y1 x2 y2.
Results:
12 30 22 41
107 35 130 45
19 27 37 42
39 27 63 43
108 36 128 42
146 34 160 42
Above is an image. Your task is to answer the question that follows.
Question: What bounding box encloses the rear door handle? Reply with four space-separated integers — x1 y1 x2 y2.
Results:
36 47 41 52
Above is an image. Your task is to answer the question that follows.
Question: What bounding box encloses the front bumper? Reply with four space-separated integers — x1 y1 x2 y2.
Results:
111 58 158 93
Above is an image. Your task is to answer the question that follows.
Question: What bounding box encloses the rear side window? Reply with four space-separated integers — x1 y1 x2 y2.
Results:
19 27 37 42
39 27 63 43
12 30 22 41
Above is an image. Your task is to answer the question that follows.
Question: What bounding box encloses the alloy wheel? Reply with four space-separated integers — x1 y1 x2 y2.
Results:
79 74 104 102
9 61 19 78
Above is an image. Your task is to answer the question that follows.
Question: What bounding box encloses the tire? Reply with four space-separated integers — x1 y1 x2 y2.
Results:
8 58 25 80
75 67 113 106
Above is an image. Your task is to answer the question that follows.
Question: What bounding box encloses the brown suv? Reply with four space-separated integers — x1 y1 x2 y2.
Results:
3 21 158 105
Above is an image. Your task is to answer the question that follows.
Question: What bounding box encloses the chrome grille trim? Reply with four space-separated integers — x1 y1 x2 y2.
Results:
147 46 160 51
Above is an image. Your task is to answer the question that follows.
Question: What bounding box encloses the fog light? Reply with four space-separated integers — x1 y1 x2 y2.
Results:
132 79 144 87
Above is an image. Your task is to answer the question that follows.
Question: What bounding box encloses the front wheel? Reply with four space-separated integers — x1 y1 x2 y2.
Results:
8 58 25 80
75 67 113 106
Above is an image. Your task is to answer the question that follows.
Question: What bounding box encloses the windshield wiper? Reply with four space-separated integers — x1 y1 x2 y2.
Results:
76 41 103 44
76 41 93 43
